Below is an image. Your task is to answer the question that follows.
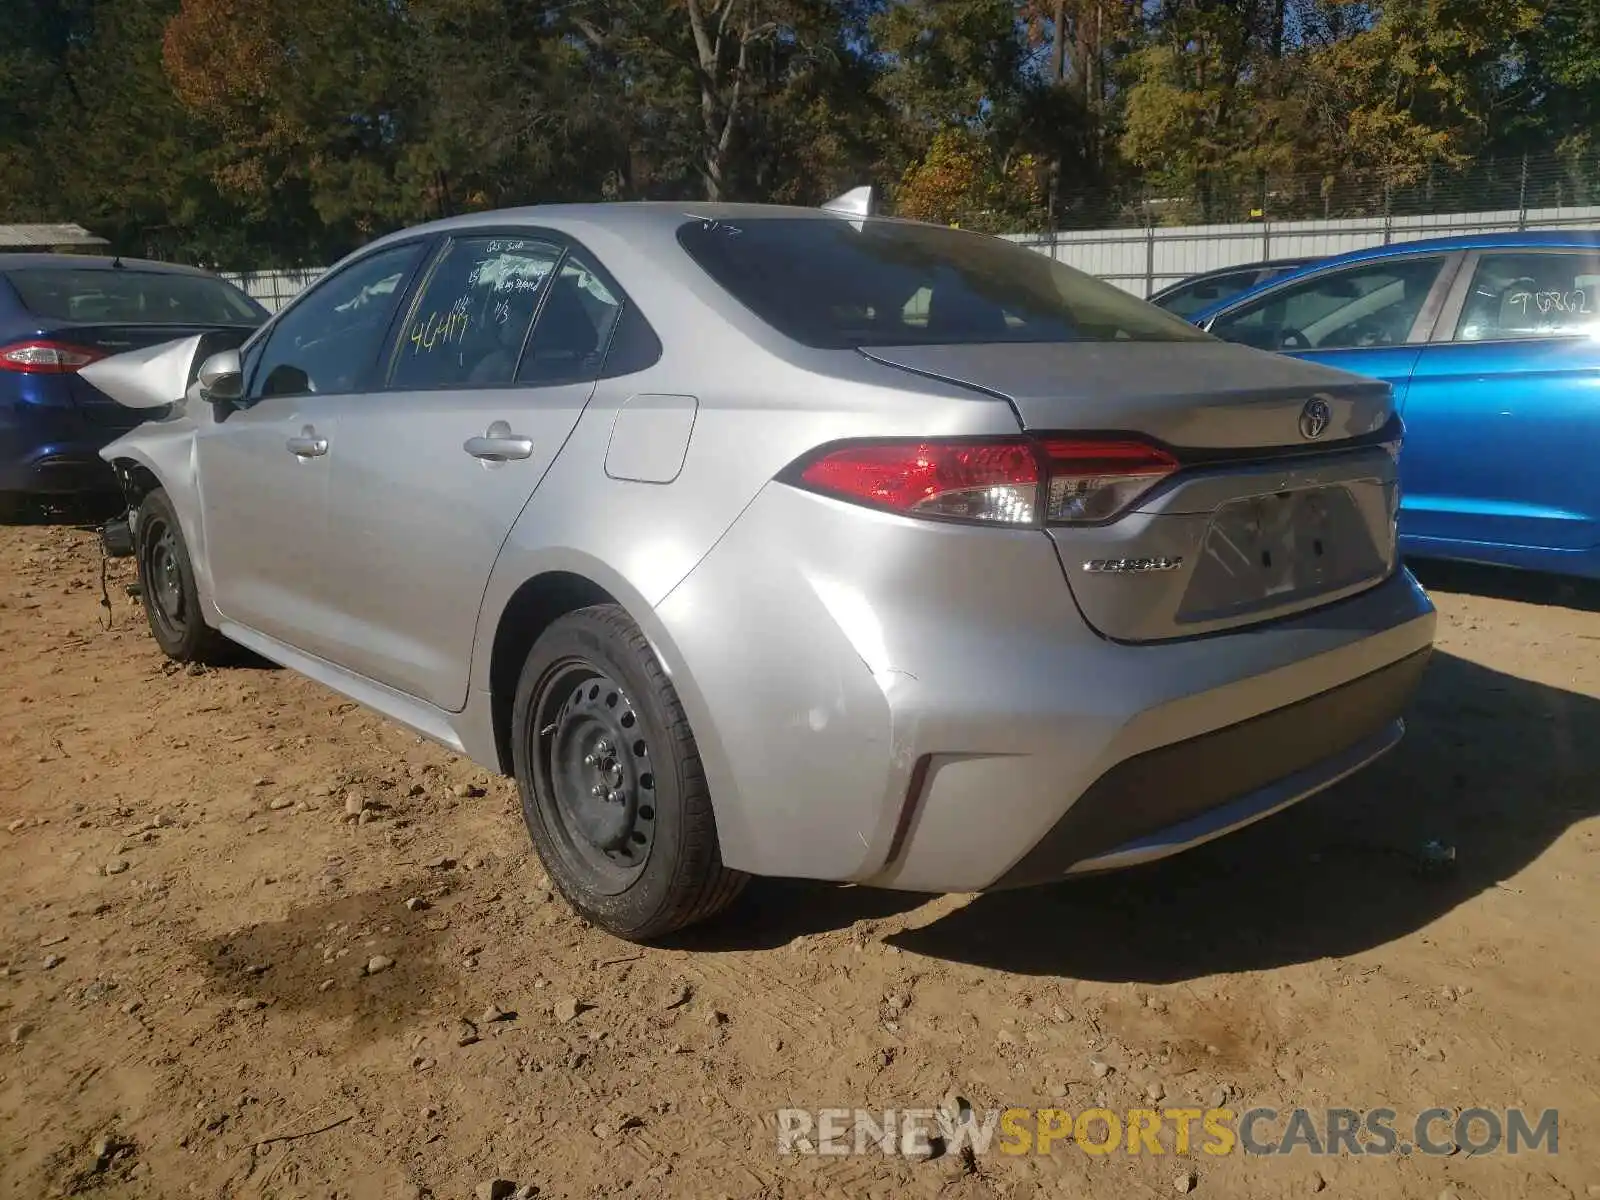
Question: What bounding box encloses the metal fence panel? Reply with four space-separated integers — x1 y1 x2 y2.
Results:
221 267 325 313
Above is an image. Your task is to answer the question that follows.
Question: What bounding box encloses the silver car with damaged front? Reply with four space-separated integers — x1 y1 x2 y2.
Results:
84 195 1436 941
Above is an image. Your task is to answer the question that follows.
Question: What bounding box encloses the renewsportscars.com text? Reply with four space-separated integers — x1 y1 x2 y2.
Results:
776 1106 1559 1158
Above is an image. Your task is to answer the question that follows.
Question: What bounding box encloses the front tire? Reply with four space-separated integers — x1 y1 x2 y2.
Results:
135 488 229 664
511 604 747 940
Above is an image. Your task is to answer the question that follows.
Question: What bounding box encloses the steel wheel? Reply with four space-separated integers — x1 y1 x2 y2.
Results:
141 513 189 642
511 603 747 939
530 658 658 894
133 488 228 664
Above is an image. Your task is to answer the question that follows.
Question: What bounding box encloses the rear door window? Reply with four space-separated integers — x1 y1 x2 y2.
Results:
387 236 564 389
1454 251 1600 341
1155 269 1263 317
4 267 265 324
517 252 624 386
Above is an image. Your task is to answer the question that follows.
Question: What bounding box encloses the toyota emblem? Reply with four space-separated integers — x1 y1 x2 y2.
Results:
1299 398 1332 440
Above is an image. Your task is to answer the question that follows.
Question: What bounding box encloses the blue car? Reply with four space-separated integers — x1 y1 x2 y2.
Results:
0 255 267 516
1191 231 1600 579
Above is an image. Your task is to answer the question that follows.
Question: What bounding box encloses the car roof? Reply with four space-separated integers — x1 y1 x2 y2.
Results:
1177 256 1319 278
1248 230 1600 281
379 200 880 234
1151 257 1320 297
352 201 933 261
1186 228 1600 322
0 253 225 277
1282 228 1600 269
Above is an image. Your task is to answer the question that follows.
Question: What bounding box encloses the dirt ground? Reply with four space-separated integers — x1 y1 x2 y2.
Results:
1 518 1597 1200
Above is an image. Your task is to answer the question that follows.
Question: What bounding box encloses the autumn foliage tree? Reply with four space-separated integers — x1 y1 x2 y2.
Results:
3 0 1598 264
895 128 1046 230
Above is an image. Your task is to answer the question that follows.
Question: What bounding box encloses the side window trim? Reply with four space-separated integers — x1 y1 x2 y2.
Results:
381 236 453 388
1405 252 1464 343
242 237 434 402
374 234 449 386
1431 250 1482 343
507 245 569 385
594 297 661 380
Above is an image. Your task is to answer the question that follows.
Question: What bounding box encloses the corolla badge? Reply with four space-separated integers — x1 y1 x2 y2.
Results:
1083 557 1184 574
1299 397 1332 440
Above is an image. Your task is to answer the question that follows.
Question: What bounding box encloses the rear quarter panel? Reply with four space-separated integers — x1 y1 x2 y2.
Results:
463 272 1022 865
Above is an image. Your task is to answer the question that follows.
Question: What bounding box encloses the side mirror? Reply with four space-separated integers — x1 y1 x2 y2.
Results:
197 348 243 403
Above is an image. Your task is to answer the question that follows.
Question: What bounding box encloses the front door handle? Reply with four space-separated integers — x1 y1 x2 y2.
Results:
464 420 534 462
286 425 328 457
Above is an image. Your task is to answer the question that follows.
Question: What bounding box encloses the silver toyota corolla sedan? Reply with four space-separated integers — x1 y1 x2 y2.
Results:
83 196 1436 941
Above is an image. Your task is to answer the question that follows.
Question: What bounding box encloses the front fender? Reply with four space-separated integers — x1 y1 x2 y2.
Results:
101 424 217 627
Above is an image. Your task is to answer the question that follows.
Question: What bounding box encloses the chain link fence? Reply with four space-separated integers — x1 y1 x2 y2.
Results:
1056 150 1600 231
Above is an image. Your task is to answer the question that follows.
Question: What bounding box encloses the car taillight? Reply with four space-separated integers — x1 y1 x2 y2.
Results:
0 340 107 374
792 437 1178 527
1037 438 1179 523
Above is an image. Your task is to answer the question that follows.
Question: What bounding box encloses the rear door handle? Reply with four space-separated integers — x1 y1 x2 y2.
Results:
286 426 328 457
464 420 534 462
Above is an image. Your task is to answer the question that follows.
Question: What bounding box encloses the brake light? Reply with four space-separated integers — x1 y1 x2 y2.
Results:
0 340 107 374
1038 439 1179 523
794 437 1178 526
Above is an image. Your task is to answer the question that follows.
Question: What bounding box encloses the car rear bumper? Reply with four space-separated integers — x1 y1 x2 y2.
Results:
0 451 118 495
1 405 123 494
988 647 1428 887
655 482 1438 891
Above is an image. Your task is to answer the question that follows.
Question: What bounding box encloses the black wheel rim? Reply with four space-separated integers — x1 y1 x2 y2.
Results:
141 516 188 640
530 658 657 893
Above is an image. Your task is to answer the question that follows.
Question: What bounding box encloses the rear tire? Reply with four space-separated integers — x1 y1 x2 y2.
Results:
511 604 747 940
135 488 229 664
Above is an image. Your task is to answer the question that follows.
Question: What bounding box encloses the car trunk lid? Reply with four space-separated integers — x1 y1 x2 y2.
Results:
858 340 1394 450
859 341 1401 642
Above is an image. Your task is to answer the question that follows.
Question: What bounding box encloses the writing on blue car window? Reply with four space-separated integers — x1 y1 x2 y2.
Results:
1505 290 1591 316
1456 252 1600 342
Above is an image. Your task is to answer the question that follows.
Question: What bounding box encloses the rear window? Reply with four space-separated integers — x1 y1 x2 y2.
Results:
676 216 1210 349
1153 270 1264 317
4 268 265 325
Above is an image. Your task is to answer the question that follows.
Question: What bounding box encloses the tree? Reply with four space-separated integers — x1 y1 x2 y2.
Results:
162 0 421 252
4 0 1598 262
894 126 1045 230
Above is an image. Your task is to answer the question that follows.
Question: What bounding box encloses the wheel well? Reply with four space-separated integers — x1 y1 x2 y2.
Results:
111 459 163 513
489 572 616 773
